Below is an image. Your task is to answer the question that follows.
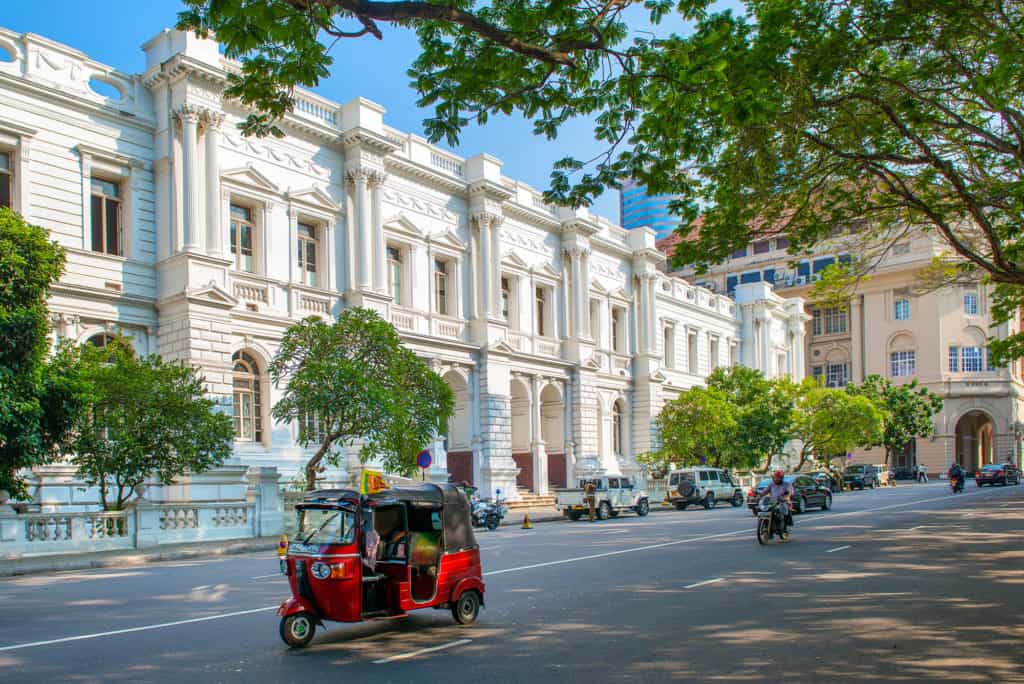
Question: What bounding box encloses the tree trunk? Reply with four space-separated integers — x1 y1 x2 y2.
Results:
305 439 334 491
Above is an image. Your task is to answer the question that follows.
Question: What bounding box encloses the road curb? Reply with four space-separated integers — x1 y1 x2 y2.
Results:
0 537 279 578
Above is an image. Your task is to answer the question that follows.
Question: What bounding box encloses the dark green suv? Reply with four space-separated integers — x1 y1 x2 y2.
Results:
843 464 880 490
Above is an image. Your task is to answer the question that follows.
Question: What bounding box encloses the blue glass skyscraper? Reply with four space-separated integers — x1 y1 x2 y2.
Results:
619 178 681 239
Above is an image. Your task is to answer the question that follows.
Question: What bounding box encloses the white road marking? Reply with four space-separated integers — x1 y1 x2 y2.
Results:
372 639 472 664
825 545 851 553
684 577 725 589
0 487 1008 654
0 606 277 652
484 529 748 577
251 573 282 579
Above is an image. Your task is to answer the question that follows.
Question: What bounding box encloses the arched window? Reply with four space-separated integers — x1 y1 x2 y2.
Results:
612 400 624 456
233 351 263 442
87 332 116 347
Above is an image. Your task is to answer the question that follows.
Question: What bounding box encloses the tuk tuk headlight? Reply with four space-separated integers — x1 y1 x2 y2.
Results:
310 561 331 580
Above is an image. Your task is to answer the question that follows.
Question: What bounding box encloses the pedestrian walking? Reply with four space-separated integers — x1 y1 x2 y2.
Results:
584 481 597 522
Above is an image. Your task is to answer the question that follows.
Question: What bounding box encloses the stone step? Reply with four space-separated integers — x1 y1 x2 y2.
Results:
507 491 557 509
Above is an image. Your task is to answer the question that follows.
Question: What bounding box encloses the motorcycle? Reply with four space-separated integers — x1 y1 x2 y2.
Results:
950 476 964 493
471 497 507 531
755 495 789 545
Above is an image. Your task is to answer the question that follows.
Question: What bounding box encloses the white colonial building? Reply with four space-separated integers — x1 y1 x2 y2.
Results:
0 27 806 500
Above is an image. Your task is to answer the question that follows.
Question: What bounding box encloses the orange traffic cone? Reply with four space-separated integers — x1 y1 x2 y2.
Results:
521 513 534 529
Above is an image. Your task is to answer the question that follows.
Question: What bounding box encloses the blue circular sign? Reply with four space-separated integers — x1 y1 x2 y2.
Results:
417 450 432 469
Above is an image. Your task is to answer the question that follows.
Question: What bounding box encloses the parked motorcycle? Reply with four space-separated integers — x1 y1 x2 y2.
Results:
755 495 789 545
471 497 507 531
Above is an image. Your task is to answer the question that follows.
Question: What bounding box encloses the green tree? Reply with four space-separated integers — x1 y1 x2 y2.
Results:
269 308 454 490
70 337 235 510
790 377 886 470
707 366 795 472
643 386 738 471
846 375 943 466
0 208 84 498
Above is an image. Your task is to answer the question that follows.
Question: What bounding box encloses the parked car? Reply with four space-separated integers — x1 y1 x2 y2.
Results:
975 463 1021 487
666 467 745 510
808 470 841 493
843 464 880 490
555 477 650 520
745 474 833 515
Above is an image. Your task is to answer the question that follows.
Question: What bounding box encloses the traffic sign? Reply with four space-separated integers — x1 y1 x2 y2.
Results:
417 450 432 469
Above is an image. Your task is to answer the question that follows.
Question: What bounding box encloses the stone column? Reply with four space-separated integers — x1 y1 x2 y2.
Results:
176 105 202 253
647 275 658 353
491 221 503 316
347 169 371 289
531 375 548 494
469 228 480 319
477 214 493 317
582 249 592 337
849 297 863 383
370 171 387 293
560 251 572 339
203 111 225 258
636 275 648 353
572 249 585 338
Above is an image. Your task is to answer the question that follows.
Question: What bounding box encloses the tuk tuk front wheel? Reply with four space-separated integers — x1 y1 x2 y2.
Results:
280 613 316 649
452 590 481 625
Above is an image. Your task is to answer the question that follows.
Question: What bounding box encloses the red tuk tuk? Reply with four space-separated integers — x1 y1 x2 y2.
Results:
277 483 485 648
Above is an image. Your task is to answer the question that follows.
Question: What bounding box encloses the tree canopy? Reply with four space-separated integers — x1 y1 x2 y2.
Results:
69 337 235 511
179 1 1024 359
706 366 795 472
846 374 943 464
0 208 84 499
269 308 454 489
790 377 886 470
644 385 738 471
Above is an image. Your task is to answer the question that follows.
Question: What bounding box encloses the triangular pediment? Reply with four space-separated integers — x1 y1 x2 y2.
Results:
590 279 610 295
531 263 560 281
188 281 238 309
611 287 631 302
501 252 530 271
650 370 667 383
221 164 280 193
583 355 601 370
288 186 339 212
492 339 515 354
427 229 467 251
384 213 426 240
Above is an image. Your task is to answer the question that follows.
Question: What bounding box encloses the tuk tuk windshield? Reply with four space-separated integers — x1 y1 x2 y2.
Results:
298 508 357 545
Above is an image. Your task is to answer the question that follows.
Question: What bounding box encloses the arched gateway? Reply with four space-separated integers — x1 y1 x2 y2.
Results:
955 410 996 472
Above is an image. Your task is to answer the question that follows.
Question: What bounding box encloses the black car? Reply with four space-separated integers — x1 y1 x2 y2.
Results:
745 474 833 515
843 464 880 490
975 463 1021 486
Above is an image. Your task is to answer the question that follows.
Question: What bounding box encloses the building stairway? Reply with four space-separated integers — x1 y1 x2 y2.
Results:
507 489 557 510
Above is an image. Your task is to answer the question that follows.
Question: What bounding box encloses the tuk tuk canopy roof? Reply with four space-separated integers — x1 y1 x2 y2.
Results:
366 483 477 554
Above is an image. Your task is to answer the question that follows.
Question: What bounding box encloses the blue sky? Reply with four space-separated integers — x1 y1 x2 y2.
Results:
4 0 742 221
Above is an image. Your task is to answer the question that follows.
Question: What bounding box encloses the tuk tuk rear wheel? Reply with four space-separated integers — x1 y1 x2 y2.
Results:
452 590 481 625
280 613 316 649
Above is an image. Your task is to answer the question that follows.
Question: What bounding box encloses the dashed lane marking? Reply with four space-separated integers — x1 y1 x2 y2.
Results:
825 545 851 553
372 638 472 664
684 577 725 589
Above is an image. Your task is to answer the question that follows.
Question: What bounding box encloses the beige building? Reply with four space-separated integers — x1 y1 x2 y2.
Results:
664 230 1024 476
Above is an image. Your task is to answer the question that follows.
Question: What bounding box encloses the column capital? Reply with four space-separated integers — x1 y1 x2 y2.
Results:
173 104 203 123
345 167 373 186
366 169 388 187
472 211 503 230
202 110 226 130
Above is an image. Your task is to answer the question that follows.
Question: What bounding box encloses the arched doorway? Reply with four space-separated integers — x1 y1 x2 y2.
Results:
510 378 532 490
540 384 566 489
955 410 995 473
442 371 474 485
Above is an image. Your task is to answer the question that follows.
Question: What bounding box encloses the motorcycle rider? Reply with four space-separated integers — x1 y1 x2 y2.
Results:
766 469 795 531
948 462 965 492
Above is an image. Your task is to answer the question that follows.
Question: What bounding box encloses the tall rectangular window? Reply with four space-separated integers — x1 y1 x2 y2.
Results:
812 309 822 336
824 307 848 334
388 246 403 305
964 291 979 315
535 287 547 337
987 347 997 371
812 365 823 381
296 222 319 287
962 346 983 372
434 259 449 315
0 151 11 209
949 346 959 372
90 178 122 256
230 204 255 272
710 338 720 370
890 350 916 377
500 277 510 320
774 237 789 250
894 298 910 321
663 327 675 368
687 332 698 372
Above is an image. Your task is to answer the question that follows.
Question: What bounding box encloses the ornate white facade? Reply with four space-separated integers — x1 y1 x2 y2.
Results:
0 27 805 499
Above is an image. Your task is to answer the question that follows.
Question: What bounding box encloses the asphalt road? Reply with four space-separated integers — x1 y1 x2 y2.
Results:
3 482 1023 683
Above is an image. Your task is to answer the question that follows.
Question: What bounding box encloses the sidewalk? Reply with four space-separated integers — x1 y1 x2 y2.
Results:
0 535 281 578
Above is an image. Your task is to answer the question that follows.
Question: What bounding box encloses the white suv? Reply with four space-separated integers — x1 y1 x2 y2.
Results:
666 467 745 510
